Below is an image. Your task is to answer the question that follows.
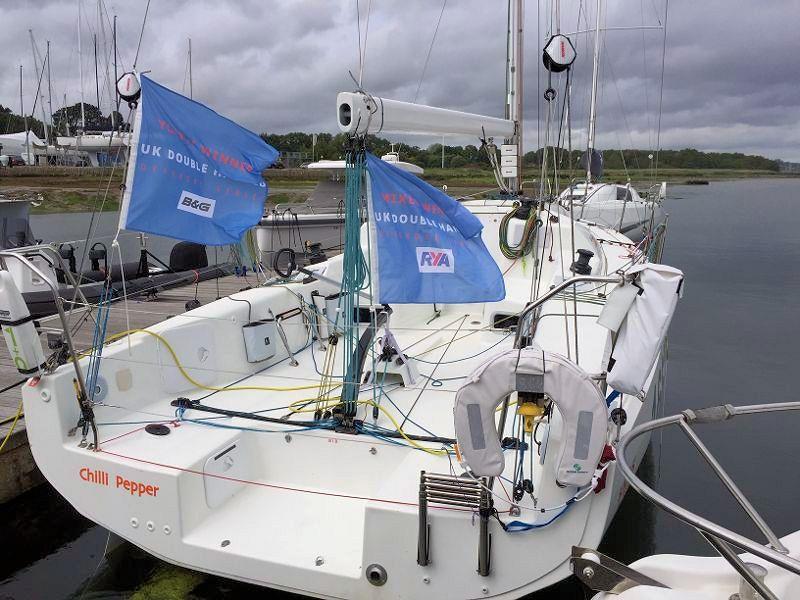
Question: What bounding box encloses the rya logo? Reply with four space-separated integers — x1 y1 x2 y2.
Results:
177 190 216 218
416 247 454 273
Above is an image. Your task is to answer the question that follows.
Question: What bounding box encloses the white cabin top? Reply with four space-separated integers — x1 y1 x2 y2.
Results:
306 152 424 174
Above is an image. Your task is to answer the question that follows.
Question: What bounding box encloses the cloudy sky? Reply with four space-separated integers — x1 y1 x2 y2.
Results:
1 0 798 160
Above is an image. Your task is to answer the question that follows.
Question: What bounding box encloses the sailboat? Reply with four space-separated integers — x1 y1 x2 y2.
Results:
551 4 667 245
6 2 682 598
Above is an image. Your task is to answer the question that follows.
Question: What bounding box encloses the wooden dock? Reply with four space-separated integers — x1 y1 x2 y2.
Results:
0 274 254 502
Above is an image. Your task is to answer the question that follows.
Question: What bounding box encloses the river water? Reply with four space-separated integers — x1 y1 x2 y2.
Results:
1 178 798 598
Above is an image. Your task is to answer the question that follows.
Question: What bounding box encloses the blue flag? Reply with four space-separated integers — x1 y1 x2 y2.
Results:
120 75 278 245
365 153 505 304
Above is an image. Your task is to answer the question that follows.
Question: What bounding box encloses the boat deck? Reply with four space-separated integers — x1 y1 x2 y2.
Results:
0 273 253 502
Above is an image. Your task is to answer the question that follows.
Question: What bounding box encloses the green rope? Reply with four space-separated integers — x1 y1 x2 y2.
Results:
499 205 542 259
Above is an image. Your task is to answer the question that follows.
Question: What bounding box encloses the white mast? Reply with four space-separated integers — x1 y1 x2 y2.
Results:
46 41 54 138
98 0 113 126
21 66 30 164
78 0 86 130
507 0 524 194
188 38 193 99
28 30 50 145
586 0 603 183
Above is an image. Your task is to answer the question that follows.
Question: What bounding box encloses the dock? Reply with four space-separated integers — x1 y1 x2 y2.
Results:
0 274 253 503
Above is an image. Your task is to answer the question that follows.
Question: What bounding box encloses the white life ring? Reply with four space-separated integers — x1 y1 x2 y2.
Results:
453 345 608 487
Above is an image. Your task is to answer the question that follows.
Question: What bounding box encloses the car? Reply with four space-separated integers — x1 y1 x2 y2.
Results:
0 155 26 167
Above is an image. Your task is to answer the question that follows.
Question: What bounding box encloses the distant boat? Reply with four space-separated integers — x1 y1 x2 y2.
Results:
56 131 131 166
255 150 425 268
0 196 227 317
558 181 666 243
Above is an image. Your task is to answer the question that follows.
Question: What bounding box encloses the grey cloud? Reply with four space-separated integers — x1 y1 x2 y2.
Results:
1 0 797 160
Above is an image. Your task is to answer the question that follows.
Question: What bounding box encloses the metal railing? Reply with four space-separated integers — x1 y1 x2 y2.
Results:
512 273 623 350
616 401 800 600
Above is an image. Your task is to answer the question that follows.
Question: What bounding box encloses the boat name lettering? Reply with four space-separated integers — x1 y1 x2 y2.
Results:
79 468 160 497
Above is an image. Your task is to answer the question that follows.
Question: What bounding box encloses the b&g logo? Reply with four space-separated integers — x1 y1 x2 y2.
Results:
177 191 216 218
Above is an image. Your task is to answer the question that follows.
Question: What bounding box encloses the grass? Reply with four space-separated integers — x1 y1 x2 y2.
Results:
267 191 308 205
420 166 795 187
2 164 796 215
130 564 205 600
30 190 119 214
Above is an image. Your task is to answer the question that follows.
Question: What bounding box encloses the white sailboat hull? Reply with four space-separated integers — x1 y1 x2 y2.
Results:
22 203 669 598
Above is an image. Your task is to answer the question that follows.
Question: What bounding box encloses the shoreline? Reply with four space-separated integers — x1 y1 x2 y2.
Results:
1 166 796 214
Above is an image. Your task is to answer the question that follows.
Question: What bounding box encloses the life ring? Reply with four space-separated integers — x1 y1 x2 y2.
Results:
453 345 608 488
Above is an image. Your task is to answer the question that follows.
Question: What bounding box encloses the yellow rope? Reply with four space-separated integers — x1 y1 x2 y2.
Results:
94 329 321 393
0 401 23 454
83 330 446 455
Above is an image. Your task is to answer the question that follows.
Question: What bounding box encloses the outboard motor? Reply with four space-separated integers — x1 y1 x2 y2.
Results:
88 242 108 272
0 271 45 374
169 242 208 271
58 244 77 273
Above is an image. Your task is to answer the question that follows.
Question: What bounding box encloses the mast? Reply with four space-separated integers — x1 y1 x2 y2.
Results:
28 30 50 145
112 15 117 129
188 38 193 99
46 41 54 139
507 0 524 194
63 94 70 136
78 0 86 130
21 66 29 163
586 0 603 183
94 33 100 109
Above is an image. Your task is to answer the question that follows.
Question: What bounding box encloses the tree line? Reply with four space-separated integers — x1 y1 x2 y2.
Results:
1 103 125 140
261 131 781 172
1 107 778 172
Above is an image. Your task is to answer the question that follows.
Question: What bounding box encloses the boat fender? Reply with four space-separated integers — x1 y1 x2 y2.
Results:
453 346 608 487
0 271 46 374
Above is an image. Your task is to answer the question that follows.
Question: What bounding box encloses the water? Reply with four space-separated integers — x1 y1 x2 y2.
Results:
2 179 799 598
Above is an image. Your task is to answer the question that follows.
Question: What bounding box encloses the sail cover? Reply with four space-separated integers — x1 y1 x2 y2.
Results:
365 153 505 304
119 75 278 245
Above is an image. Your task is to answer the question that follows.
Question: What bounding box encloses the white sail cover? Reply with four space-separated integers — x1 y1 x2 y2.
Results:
603 264 684 396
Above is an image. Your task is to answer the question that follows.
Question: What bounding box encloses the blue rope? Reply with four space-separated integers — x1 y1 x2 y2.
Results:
504 499 576 532
87 285 114 403
605 390 620 406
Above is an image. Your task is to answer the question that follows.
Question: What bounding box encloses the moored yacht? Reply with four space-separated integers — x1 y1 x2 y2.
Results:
6 1 684 598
